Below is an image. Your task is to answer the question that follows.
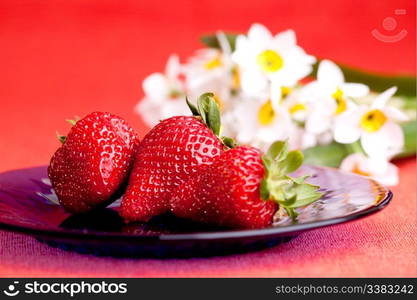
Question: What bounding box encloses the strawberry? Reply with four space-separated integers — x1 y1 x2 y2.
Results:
170 141 322 229
120 93 229 222
48 112 139 213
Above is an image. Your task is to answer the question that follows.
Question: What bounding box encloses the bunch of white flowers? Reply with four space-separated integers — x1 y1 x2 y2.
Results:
136 23 409 186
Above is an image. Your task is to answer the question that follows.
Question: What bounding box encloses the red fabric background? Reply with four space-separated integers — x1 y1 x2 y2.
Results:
0 0 415 277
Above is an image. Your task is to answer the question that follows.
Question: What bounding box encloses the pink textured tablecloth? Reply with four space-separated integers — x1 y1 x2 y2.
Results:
1 158 415 278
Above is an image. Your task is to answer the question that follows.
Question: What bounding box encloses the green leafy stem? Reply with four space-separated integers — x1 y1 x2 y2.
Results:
261 141 322 221
186 93 237 149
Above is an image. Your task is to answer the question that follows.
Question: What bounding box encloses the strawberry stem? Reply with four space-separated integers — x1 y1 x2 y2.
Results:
186 93 237 149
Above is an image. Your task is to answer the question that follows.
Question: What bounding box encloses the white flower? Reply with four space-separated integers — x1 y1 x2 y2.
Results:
142 54 185 102
281 84 316 123
136 55 190 126
303 60 370 136
310 60 370 103
334 87 408 157
273 84 334 149
184 32 237 108
224 96 295 150
340 153 399 186
232 23 315 100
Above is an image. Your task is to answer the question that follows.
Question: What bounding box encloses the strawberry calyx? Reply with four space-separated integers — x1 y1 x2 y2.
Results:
220 136 238 148
186 92 237 149
55 117 80 144
56 131 67 144
66 117 80 126
260 140 322 222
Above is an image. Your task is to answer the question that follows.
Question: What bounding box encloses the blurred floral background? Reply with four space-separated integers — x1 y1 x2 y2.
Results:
137 23 416 185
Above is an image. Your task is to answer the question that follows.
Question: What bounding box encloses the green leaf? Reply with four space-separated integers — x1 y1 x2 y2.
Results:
194 92 223 137
261 140 322 222
265 140 288 161
268 184 289 204
288 175 310 185
189 92 238 149
221 136 237 149
207 97 221 136
261 156 272 176
396 120 417 158
197 93 210 124
278 150 304 175
284 207 298 222
260 179 270 201
186 97 199 116
56 131 66 144
200 34 238 52
285 183 322 208
303 142 350 168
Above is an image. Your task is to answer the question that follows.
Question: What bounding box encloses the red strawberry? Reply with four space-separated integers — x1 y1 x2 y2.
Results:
120 115 223 221
48 112 139 213
120 93 227 222
170 142 322 229
171 146 277 229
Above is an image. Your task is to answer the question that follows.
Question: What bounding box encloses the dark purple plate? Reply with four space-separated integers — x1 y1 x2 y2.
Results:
0 165 391 258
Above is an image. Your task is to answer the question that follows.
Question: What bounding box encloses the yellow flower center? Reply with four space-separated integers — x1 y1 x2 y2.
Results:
352 164 371 177
281 86 292 99
169 90 182 99
257 100 275 126
232 67 240 90
332 87 343 99
289 103 306 115
334 98 347 115
204 56 223 70
256 50 284 73
213 95 224 111
332 87 347 115
360 109 387 132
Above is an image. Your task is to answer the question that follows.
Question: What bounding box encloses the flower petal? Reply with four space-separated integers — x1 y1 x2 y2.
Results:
383 107 409 122
231 35 252 67
274 29 297 46
305 110 332 134
373 162 399 186
342 83 370 98
216 31 231 55
247 23 273 47
135 98 162 126
340 154 399 186
240 70 268 96
340 153 367 172
301 131 318 149
333 110 362 144
361 121 404 158
142 73 169 101
269 80 282 107
160 98 191 119
317 60 344 87
372 86 397 109
165 54 181 79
